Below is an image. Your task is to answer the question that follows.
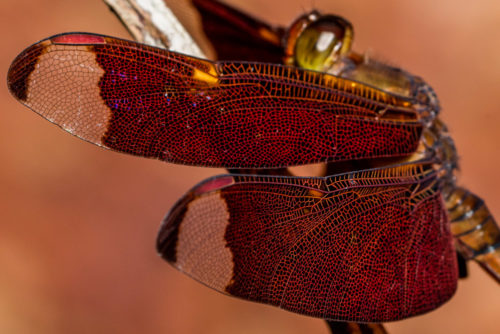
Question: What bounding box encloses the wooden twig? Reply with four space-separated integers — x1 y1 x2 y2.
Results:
103 0 205 57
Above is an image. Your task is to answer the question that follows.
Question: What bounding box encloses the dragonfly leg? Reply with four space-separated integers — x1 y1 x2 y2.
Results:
326 321 387 334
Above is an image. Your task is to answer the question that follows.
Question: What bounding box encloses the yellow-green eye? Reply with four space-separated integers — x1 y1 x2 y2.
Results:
294 15 353 72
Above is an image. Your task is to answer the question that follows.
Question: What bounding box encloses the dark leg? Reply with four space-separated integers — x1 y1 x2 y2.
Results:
325 321 387 334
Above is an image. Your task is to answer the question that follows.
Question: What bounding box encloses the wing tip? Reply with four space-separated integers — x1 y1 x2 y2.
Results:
156 175 234 262
7 41 45 102
7 33 107 103
156 193 192 263
7 32 106 103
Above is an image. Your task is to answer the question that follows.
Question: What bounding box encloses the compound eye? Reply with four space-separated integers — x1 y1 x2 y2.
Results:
294 15 353 71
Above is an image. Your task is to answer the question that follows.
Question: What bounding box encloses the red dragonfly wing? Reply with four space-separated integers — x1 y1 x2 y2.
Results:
157 160 457 322
189 0 285 62
8 33 423 168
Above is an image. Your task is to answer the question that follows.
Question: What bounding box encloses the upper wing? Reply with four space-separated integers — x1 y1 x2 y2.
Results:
157 160 457 321
8 32 423 168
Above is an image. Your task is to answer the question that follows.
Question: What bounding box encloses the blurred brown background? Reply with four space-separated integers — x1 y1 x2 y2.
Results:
1 0 499 333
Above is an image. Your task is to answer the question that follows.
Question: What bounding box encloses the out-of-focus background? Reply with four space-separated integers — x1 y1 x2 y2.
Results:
1 0 499 333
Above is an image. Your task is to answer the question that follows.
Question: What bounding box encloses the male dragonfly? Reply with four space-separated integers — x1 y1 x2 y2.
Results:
7 0 500 332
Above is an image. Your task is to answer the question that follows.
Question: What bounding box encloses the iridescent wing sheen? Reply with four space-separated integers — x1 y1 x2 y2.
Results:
8 32 423 169
157 160 458 322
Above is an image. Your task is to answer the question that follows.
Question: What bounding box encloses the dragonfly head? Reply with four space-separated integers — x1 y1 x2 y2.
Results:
284 11 353 73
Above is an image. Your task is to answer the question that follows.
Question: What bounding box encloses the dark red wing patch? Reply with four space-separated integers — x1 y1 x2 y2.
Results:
8 32 424 168
191 0 285 62
158 162 458 322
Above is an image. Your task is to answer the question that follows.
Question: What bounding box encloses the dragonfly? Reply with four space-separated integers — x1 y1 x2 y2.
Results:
7 0 500 332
